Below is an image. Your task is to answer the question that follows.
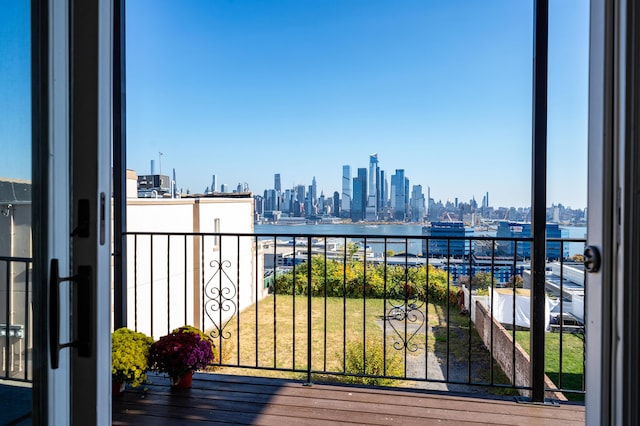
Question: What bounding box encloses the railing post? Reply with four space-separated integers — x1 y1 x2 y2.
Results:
4 260 11 376
531 0 549 403
113 0 127 329
306 236 313 385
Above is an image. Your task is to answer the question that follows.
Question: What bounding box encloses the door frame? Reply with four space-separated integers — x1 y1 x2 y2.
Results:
31 0 113 423
68 0 113 422
587 0 640 424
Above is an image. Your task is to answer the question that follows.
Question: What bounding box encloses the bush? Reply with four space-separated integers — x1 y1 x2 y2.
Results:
341 338 403 386
172 325 219 364
149 327 214 377
273 257 458 305
111 328 154 387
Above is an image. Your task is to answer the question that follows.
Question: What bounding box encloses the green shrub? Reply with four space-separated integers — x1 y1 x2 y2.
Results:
341 338 403 386
273 257 458 305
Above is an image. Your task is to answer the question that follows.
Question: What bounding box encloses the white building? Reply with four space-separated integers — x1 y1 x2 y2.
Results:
0 178 32 378
125 171 267 339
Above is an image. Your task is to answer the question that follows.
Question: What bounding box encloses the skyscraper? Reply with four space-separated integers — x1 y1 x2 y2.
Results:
410 185 426 222
366 154 378 221
390 169 406 221
352 175 365 221
306 185 314 215
341 165 351 217
296 185 306 203
211 174 217 193
311 176 317 208
379 169 386 211
274 173 281 192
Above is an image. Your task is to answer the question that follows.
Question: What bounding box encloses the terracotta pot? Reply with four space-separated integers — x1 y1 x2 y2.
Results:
112 381 125 397
171 371 193 389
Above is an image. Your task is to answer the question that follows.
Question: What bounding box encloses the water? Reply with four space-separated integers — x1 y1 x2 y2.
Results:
255 223 587 257
256 223 426 255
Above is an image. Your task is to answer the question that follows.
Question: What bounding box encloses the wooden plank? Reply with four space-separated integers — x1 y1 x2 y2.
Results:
114 386 583 425
137 386 582 423
113 374 584 425
140 376 584 421
114 396 497 426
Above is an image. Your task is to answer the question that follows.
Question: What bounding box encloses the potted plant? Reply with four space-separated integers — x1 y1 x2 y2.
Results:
148 325 215 389
111 328 154 396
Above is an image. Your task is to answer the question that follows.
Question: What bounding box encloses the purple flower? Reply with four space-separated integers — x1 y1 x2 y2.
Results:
149 329 215 377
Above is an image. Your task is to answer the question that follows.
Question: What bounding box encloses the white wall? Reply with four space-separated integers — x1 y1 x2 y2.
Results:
126 197 268 339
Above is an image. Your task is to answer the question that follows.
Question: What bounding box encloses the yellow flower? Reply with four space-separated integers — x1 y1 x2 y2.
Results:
112 328 154 387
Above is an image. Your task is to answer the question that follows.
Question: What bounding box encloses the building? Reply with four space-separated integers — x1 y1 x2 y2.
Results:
351 172 366 222
366 154 378 221
496 221 568 260
422 221 472 257
332 191 340 217
210 174 217 193
126 171 268 338
0 178 32 379
410 185 426 222
274 173 281 192
390 169 407 221
137 174 171 198
341 165 351 218
379 170 387 212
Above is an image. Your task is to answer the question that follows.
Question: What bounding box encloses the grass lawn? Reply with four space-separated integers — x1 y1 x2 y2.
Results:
209 295 512 391
215 296 411 372
515 330 585 401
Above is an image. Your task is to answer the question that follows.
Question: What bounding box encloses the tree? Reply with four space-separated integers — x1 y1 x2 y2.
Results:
508 275 524 288
346 242 359 263
470 271 496 290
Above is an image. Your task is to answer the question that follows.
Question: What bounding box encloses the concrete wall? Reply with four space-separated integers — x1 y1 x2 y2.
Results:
126 197 268 339
474 302 566 401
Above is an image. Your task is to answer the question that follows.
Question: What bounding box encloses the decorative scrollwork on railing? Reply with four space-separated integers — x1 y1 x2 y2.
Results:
204 259 237 340
385 299 425 353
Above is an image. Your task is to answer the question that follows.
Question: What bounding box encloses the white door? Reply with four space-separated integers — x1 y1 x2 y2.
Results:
66 0 113 422
33 0 113 424
586 0 640 424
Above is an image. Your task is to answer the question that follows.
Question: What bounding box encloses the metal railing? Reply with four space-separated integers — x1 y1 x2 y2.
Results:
125 231 586 400
0 256 32 383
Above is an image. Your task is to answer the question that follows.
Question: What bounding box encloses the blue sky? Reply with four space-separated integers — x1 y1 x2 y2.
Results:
0 0 31 182
0 1 589 209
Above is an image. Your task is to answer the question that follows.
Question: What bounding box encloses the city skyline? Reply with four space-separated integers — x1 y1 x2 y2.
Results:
122 1 588 209
162 151 583 210
0 2 589 209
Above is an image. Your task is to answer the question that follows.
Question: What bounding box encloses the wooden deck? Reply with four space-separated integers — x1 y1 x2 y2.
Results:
112 373 585 425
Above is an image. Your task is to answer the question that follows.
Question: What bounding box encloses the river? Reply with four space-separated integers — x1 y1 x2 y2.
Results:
255 223 587 257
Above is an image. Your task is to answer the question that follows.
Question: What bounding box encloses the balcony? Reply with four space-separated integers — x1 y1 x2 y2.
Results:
0 255 32 383
112 372 585 425
109 231 586 423
1 232 586 423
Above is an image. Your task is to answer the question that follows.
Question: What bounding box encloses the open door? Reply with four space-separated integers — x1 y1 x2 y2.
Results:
587 0 640 424
29 0 113 424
